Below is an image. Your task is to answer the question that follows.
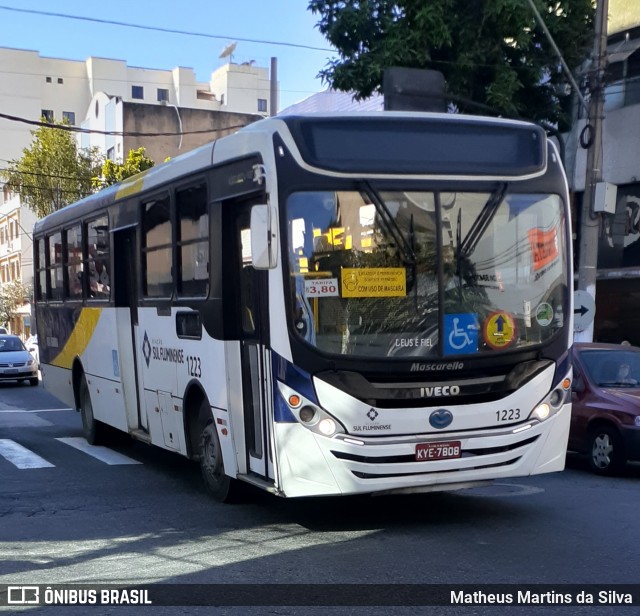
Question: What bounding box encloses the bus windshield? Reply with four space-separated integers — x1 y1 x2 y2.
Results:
286 189 568 358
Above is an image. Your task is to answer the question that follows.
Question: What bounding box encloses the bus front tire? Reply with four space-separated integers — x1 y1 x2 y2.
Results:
199 420 236 502
80 376 104 445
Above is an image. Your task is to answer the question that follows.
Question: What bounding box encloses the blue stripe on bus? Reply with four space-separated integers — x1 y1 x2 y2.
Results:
272 353 317 423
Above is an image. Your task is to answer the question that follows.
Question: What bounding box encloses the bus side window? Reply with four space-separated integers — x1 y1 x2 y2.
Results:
86 216 111 300
176 312 202 339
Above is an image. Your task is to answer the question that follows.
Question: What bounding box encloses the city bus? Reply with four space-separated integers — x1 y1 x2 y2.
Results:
33 111 573 501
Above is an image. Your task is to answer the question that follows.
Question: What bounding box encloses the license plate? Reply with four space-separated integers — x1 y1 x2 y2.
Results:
415 441 461 461
5 369 18 374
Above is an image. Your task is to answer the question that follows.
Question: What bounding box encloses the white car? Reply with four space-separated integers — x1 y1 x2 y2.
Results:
25 334 39 364
0 326 8 334
0 334 39 386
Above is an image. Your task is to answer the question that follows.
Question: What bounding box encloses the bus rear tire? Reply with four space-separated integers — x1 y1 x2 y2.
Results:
80 376 105 445
199 420 237 502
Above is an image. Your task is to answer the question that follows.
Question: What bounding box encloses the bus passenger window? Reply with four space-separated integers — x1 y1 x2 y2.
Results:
87 216 110 300
66 225 83 300
177 184 209 297
35 238 47 300
49 232 63 301
143 196 172 297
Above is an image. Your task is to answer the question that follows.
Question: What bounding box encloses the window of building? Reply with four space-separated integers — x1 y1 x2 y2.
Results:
143 196 172 297
157 88 169 102
58 78 64 84
41 109 54 123
45 76 52 83
258 98 268 113
86 217 110 300
176 184 209 297
62 111 76 125
132 85 144 100
66 225 83 300
106 147 115 161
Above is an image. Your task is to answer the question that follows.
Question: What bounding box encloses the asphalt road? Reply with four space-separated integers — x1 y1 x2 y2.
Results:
1 380 639 615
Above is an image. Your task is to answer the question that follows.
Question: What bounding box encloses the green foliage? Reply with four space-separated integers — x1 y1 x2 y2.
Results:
308 0 595 129
100 147 155 187
0 121 103 218
0 280 31 327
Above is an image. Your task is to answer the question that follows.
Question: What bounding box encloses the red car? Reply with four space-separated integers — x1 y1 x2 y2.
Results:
570 342 640 474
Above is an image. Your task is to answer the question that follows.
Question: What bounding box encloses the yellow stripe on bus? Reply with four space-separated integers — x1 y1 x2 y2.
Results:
115 173 146 199
51 308 102 369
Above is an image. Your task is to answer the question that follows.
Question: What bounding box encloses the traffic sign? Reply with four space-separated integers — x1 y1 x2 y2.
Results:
573 290 596 332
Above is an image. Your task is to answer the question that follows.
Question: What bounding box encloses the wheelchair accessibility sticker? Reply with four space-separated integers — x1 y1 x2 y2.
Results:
444 313 479 355
483 311 516 349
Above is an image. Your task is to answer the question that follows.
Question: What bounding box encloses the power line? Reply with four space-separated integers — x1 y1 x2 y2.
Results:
0 166 108 186
0 112 251 137
0 5 334 53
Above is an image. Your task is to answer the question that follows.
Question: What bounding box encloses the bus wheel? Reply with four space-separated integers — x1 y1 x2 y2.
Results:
588 425 625 475
80 376 103 445
199 420 235 502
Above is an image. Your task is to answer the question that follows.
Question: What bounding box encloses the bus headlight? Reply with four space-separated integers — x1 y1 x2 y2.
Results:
531 403 550 421
278 382 345 437
528 376 571 422
318 418 337 436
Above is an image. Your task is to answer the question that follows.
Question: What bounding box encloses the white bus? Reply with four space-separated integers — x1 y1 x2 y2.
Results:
33 112 573 501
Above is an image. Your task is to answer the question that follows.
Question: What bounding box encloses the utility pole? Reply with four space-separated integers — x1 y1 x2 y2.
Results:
575 0 609 343
270 57 278 117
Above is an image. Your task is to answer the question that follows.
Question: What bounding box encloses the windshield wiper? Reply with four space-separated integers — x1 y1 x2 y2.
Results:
360 182 416 265
459 182 508 257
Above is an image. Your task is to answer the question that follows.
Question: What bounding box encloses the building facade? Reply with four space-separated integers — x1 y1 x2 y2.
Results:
0 189 37 336
564 19 640 345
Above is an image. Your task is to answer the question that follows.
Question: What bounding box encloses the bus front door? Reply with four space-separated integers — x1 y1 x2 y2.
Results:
232 204 274 484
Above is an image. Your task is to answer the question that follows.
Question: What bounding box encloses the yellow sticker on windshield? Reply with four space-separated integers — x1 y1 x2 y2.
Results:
341 268 406 298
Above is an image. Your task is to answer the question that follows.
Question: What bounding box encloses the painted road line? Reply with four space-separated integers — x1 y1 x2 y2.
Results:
0 439 55 469
0 408 74 413
56 437 142 465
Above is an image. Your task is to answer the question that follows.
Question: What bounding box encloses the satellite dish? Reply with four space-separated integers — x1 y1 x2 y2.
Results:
219 42 237 61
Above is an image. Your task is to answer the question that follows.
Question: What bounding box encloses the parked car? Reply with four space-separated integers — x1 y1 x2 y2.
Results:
0 326 8 334
0 334 39 386
570 342 640 474
25 334 39 364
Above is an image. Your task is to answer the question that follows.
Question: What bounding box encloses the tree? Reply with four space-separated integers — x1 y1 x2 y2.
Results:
100 147 155 187
308 0 595 129
0 121 102 218
0 280 31 329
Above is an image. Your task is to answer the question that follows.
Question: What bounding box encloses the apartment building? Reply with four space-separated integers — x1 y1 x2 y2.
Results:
0 188 37 336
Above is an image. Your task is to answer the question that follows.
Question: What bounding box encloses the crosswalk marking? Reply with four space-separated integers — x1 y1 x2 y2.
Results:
56 437 142 465
0 439 54 469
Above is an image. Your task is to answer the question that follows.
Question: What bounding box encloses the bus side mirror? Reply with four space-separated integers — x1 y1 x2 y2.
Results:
250 204 278 269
